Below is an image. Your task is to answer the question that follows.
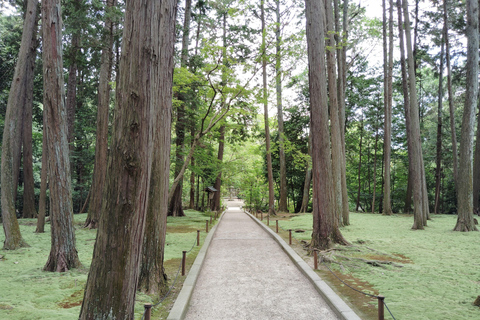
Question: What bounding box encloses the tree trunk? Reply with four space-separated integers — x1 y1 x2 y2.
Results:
212 125 225 211
356 118 363 212
299 168 312 213
1 0 38 249
276 0 288 213
444 0 458 194
402 0 428 229
85 0 116 229
325 0 343 226
79 0 176 317
36 110 48 233
22 13 39 219
66 27 79 150
261 0 276 216
454 0 479 232
383 0 394 216
189 156 196 209
434 35 445 215
372 117 379 213
305 0 348 250
42 0 80 271
138 15 174 292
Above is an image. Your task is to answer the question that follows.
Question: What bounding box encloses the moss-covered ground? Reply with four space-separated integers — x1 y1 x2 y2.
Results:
266 212 480 320
0 209 218 320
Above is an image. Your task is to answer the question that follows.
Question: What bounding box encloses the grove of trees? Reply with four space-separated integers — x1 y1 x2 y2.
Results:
1 0 479 316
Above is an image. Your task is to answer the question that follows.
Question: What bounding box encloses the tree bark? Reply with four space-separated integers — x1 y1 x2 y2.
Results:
42 0 80 271
1 0 38 249
402 0 428 229
85 0 116 229
305 0 348 250
79 0 176 317
36 110 48 233
372 114 379 213
383 0 394 215
276 0 288 213
356 118 363 212
454 0 479 232
434 34 445 215
261 0 276 216
212 124 225 211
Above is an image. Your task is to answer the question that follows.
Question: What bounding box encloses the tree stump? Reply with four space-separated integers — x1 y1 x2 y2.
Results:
474 296 480 306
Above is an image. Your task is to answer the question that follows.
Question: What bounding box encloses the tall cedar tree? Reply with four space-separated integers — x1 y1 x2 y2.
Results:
42 0 81 271
79 0 176 317
1 0 38 249
85 0 116 229
402 0 428 229
434 30 445 214
454 0 478 232
276 0 288 213
305 0 348 249
261 0 276 216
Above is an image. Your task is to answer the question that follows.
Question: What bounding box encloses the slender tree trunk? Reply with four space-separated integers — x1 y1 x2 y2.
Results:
454 0 479 232
36 110 48 233
356 118 363 212
261 0 276 216
189 156 195 209
79 0 176 317
212 125 225 211
66 30 79 150
1 0 38 249
434 35 445 214
444 0 458 194
42 0 80 271
276 0 288 213
325 0 343 226
305 0 348 250
402 0 427 229
299 132 312 213
383 0 394 215
372 118 379 213
85 0 116 229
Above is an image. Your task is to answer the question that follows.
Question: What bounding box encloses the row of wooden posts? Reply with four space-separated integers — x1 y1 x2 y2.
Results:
144 210 387 320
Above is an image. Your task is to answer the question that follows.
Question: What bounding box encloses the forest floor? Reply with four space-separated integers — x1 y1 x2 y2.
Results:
265 212 480 320
0 209 218 320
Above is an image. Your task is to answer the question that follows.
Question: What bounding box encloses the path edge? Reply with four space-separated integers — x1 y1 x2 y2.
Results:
166 210 226 320
245 211 362 320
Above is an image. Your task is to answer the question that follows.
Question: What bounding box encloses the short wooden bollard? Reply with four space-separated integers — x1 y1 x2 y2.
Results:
144 303 152 320
314 249 318 270
267 215 270 226
261 212 263 221
378 295 385 320
289 229 292 245
206 220 209 233
276 220 279 233
210 216 212 225
197 230 200 246
182 251 187 276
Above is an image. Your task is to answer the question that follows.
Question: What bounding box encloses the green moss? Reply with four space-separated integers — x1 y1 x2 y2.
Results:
0 210 216 319
269 213 480 320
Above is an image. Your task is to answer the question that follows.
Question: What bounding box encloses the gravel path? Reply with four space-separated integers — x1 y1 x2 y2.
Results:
184 201 340 320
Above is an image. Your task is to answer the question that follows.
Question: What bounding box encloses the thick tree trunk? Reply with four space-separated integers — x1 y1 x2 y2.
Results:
434 37 445 215
276 0 288 213
454 0 478 232
402 0 428 229
261 0 276 216
85 0 116 229
79 0 176 318
22 14 38 219
1 0 38 249
325 0 343 226
212 125 225 211
42 0 80 271
305 0 348 250
383 0 394 216
36 112 48 233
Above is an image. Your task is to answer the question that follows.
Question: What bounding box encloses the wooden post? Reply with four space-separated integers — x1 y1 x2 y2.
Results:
289 229 292 245
378 295 385 320
314 249 318 270
210 216 212 225
276 220 279 233
182 250 187 276
144 303 152 320
261 211 263 221
267 215 270 225
206 220 209 233
197 230 200 246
